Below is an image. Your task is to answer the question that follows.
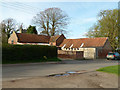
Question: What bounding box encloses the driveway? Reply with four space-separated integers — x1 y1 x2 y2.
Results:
2 59 119 81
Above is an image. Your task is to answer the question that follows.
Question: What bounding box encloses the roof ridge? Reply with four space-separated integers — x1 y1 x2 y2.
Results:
66 37 108 40
59 37 108 48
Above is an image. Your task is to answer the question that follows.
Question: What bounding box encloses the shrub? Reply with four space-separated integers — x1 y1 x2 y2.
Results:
2 44 57 64
117 50 120 53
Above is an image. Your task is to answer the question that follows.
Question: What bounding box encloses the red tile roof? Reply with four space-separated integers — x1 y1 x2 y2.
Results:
59 37 108 48
16 33 50 43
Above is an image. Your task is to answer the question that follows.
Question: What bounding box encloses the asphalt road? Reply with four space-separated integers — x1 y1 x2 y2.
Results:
2 59 119 81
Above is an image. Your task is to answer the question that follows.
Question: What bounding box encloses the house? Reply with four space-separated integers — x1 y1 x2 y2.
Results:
8 30 112 59
58 37 113 59
8 31 65 46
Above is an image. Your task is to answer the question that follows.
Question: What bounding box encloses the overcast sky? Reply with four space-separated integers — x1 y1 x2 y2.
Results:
0 0 118 38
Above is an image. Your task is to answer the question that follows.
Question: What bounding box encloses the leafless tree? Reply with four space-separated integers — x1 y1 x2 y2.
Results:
1 18 17 39
32 7 69 36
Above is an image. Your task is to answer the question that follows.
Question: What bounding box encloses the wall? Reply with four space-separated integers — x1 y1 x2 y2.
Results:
97 49 112 58
103 39 113 50
56 34 66 46
96 40 112 58
17 42 50 46
83 48 96 59
61 48 96 59
49 42 56 46
8 31 18 44
58 50 83 59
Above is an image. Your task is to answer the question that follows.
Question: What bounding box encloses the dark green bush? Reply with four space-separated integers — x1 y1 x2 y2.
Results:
2 44 57 64
118 50 120 53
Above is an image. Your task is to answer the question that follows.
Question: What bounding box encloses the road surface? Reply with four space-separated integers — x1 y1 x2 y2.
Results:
2 59 119 81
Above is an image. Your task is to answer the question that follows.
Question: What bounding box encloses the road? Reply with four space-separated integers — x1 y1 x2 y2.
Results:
2 59 119 81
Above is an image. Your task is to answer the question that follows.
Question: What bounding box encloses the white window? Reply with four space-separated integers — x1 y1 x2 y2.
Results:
62 44 66 49
70 44 73 48
80 43 84 48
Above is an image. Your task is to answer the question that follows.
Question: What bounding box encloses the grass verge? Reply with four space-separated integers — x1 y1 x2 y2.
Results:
96 65 120 76
2 57 61 64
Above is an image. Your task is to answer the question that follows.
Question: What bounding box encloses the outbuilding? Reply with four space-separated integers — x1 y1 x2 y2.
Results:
58 37 113 59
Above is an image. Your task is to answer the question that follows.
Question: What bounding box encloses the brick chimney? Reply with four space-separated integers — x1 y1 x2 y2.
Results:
19 24 23 33
19 28 22 33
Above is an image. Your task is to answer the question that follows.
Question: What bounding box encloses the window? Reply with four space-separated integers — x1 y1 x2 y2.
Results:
69 44 73 48
11 40 14 44
114 52 119 56
80 43 84 48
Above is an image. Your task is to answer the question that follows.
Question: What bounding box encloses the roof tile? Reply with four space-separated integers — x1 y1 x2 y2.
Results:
16 33 50 43
59 37 108 48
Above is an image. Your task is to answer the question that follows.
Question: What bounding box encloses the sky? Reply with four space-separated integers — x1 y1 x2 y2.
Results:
0 0 118 39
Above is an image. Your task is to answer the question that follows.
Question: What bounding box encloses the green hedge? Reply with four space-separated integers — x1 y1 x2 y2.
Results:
2 44 57 64
117 50 120 53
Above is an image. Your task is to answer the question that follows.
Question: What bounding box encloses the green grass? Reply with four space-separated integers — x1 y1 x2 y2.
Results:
96 65 120 76
2 58 61 64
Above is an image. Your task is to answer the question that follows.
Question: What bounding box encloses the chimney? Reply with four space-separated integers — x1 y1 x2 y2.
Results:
19 24 23 33
19 28 22 33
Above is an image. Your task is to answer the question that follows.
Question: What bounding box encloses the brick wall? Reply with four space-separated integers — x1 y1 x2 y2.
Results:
58 50 83 59
49 42 56 46
76 51 84 59
56 34 66 46
103 39 113 50
98 49 112 58
8 31 18 44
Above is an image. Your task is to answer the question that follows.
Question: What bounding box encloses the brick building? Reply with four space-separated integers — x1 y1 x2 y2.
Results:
58 37 113 59
8 31 65 46
8 31 112 59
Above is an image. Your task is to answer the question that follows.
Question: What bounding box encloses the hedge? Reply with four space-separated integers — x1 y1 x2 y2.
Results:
117 50 120 53
2 44 57 64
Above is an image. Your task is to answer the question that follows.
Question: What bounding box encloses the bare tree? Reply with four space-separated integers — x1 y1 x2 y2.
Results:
1 18 17 39
32 7 69 36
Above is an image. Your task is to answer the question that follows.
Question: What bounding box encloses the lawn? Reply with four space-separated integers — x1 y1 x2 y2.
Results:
96 65 120 76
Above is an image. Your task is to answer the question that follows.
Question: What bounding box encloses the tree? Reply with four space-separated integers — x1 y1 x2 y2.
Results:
85 9 119 50
16 23 27 33
26 25 37 34
1 18 17 40
32 7 69 36
0 23 7 43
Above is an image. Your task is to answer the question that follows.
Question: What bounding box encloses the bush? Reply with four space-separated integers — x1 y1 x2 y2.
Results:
2 44 58 64
117 50 120 53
